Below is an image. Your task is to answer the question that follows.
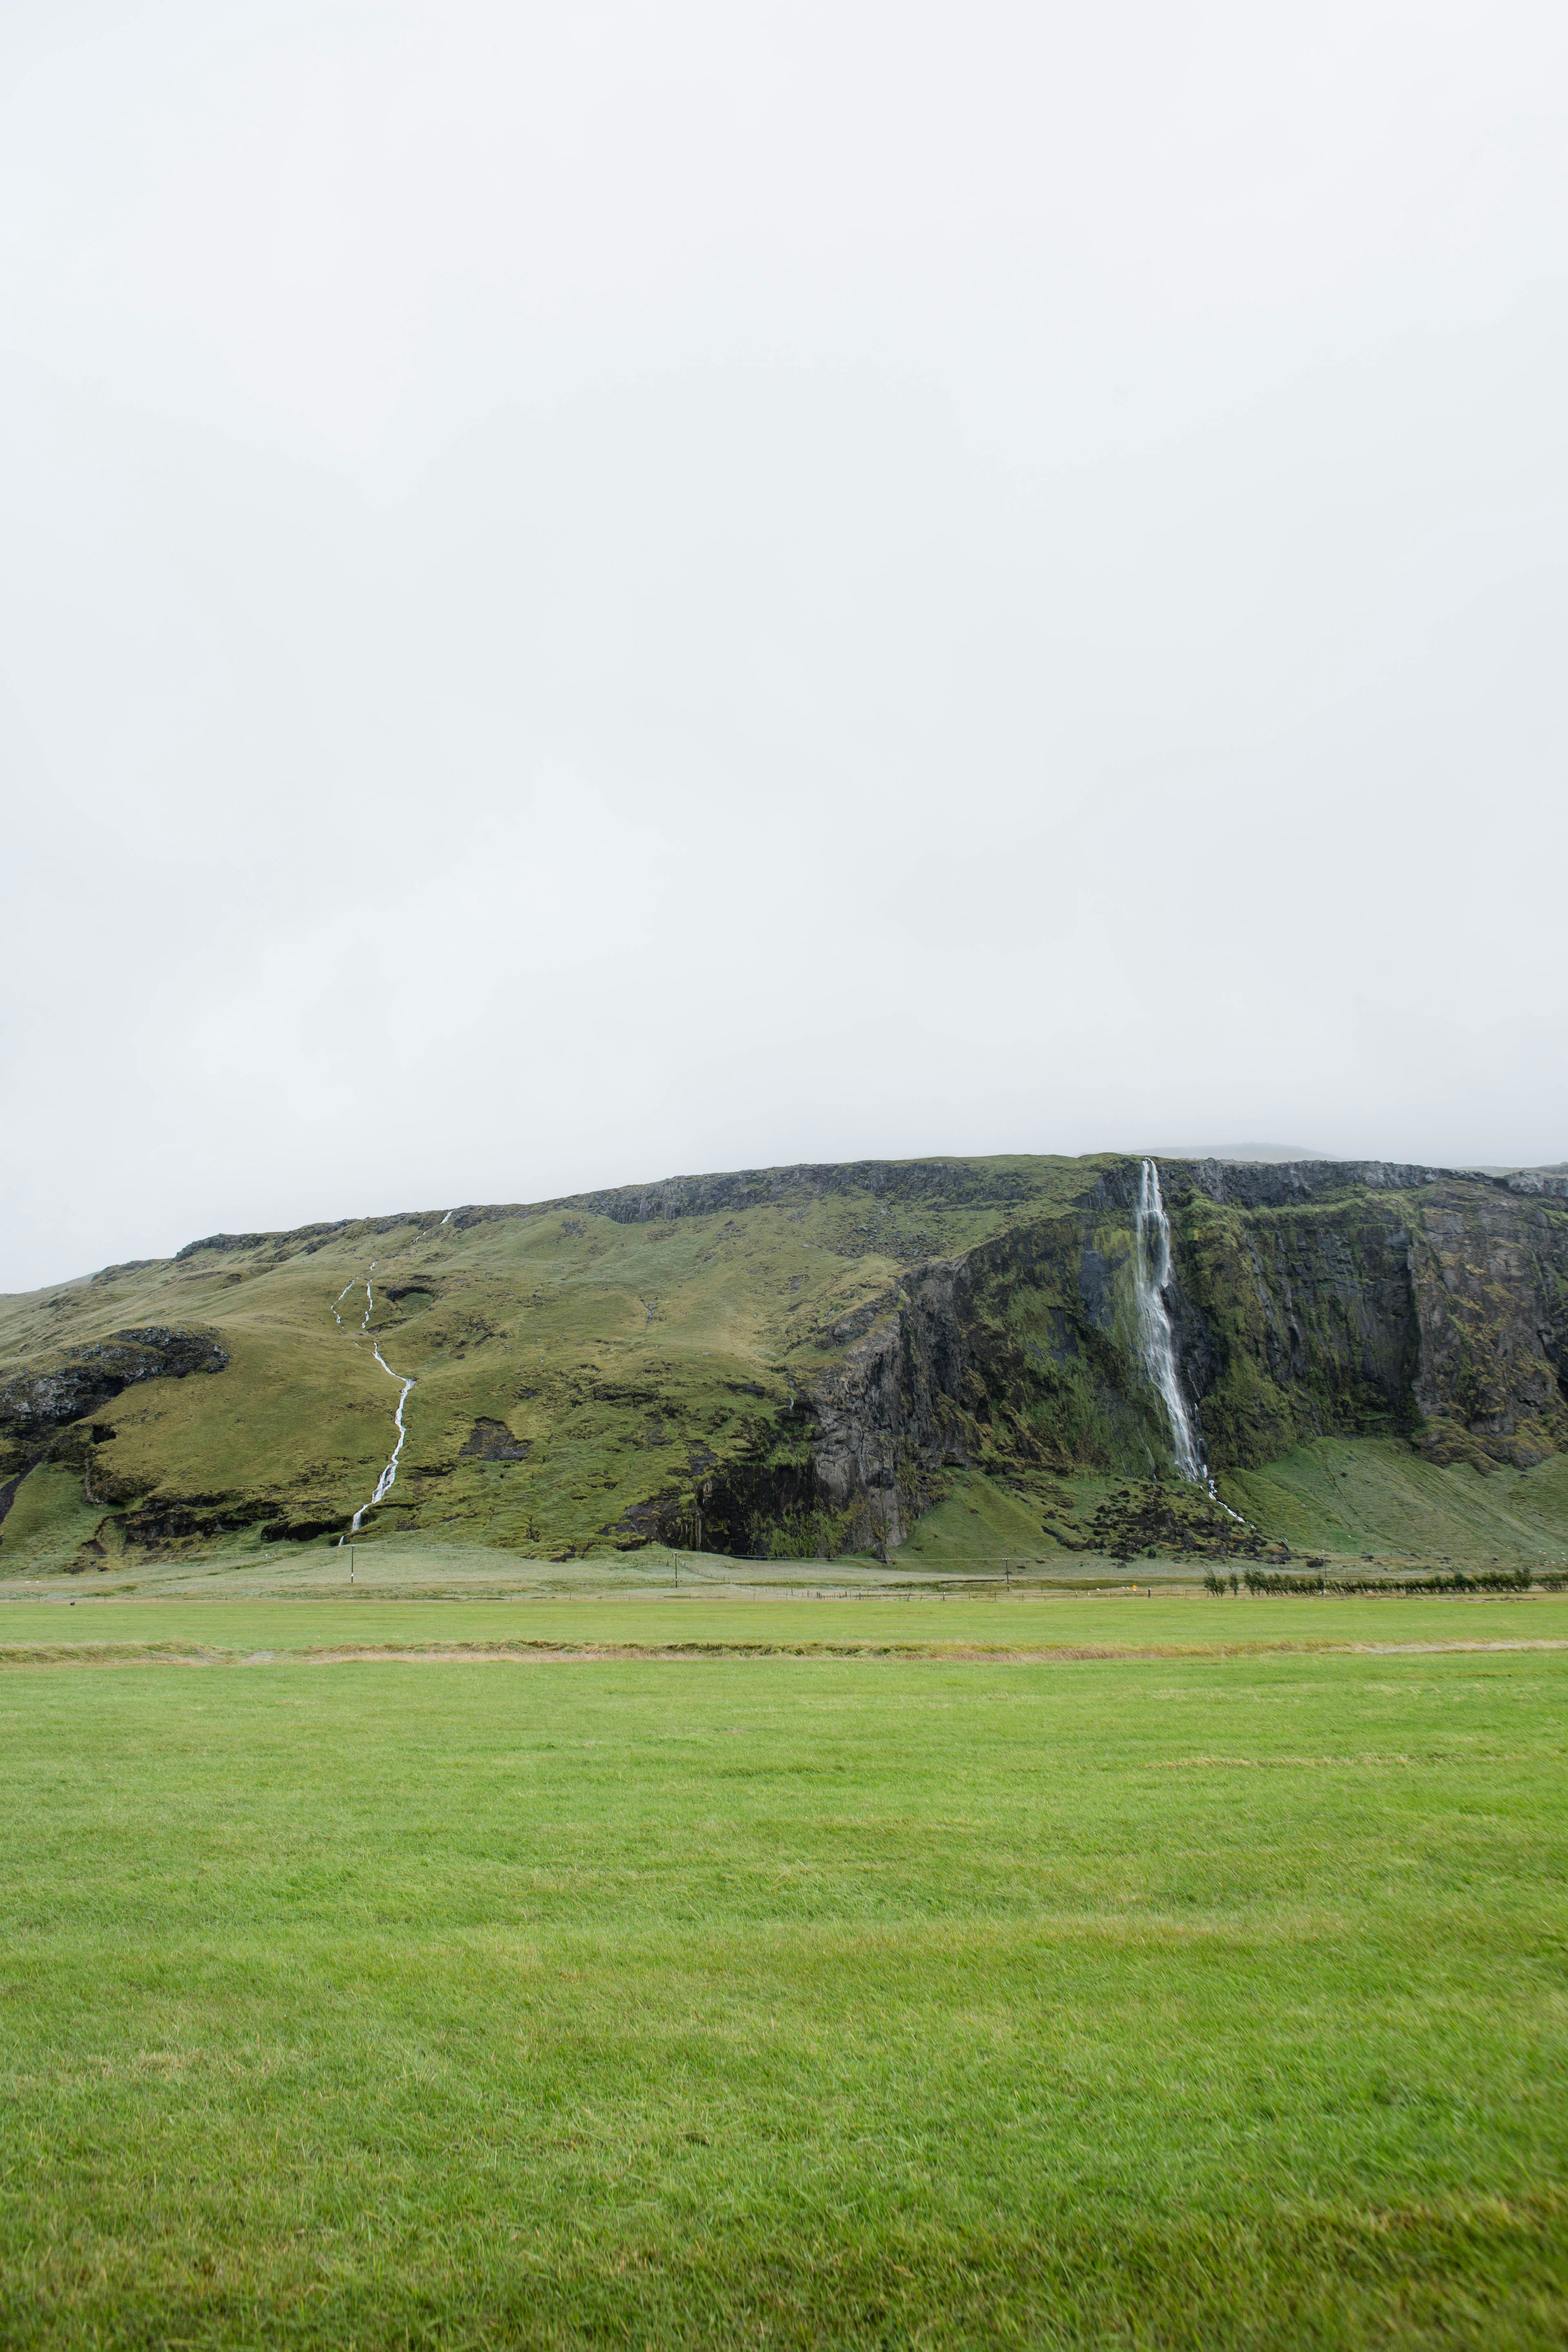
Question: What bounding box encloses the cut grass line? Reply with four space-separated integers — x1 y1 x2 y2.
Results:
2 1634 1568 1668
1156 1751 1551 1769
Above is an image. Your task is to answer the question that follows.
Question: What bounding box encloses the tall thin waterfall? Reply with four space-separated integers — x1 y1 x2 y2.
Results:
1134 1158 1205 1481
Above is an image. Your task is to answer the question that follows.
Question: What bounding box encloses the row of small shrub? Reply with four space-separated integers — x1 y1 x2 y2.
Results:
1202 1566 1567 1597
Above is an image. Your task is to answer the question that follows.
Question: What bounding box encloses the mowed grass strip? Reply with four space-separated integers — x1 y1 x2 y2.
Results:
2 1591 1565 1657
0 1638 1564 2347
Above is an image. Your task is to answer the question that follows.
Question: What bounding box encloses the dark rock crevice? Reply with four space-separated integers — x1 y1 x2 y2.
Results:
460 1417 530 1461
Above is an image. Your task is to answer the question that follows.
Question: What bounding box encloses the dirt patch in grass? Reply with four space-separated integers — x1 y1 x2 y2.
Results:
2 1635 1566 1668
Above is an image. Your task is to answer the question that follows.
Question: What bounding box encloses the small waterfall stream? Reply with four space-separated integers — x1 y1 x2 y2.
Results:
1133 1158 1206 1481
334 1262 418 1538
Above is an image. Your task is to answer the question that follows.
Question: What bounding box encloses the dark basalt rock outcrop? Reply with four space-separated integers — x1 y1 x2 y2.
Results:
1404 1190 1568 1468
0 1326 228 1440
459 1417 530 1461
1155 1168 1568 1472
259 1509 351 1544
116 1493 278 1546
0 1326 230 1525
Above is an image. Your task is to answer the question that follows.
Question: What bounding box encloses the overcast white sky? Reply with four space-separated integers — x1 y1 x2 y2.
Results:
3 0 1566 1290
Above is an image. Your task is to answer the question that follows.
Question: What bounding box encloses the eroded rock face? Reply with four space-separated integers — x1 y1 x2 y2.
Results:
1158 1172 1568 1472
0 1327 229 1440
0 1326 229 1521
1406 1191 1568 1466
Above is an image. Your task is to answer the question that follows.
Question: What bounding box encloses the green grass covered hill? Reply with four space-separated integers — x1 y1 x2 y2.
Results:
3 1154 1567 1577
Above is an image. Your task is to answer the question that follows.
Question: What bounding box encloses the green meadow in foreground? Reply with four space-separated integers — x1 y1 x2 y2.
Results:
1 1595 1565 2348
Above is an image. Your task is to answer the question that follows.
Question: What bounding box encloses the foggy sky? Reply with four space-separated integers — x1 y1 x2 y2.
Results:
3 0 1566 1292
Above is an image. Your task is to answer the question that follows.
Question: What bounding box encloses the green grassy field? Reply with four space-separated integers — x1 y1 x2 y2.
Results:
1 1593 1565 2347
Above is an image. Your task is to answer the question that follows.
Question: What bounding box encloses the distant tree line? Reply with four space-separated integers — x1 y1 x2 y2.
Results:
1202 1566 1566 1596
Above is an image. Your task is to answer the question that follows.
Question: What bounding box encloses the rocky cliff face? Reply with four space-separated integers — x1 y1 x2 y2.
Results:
0 1326 229 1528
692 1160 1568 1555
1167 1162 1568 1472
1403 1187 1568 1466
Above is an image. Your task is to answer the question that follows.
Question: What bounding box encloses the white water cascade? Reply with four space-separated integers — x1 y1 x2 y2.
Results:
1133 1158 1206 1482
335 1262 417 1538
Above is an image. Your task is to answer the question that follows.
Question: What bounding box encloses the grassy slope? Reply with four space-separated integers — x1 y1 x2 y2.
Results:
0 1160 1102 1569
1226 1440 1568 1566
897 1449 1568 1576
0 1611 1564 2348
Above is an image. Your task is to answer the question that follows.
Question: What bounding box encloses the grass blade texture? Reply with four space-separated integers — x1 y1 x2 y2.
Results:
0 1599 1564 2348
